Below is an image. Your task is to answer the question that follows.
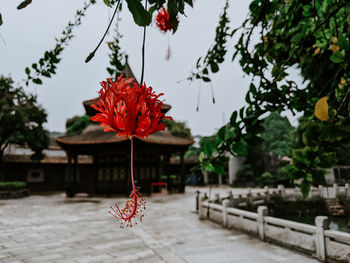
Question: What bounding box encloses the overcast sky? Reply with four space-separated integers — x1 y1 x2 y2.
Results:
1 0 260 136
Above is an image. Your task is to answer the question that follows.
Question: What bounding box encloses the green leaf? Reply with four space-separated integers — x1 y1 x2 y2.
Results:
300 180 310 199
218 125 226 140
230 139 247 155
103 0 111 7
17 0 32 10
125 0 151 27
291 33 304 44
204 142 213 157
210 62 219 73
0 13 3 26
338 34 349 51
167 0 178 17
32 78 43 85
199 151 204 162
184 0 193 7
306 173 312 182
202 76 211 82
205 163 215 172
230 111 237 125
318 152 337 168
330 51 345 63
25 67 30 74
214 164 225 175
42 71 51 78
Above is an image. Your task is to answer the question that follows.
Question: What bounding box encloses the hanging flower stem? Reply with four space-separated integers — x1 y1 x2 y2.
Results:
140 0 148 84
130 137 135 191
85 0 121 63
108 136 146 228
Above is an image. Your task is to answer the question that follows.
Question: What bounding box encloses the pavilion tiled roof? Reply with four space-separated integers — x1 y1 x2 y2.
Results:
56 124 194 146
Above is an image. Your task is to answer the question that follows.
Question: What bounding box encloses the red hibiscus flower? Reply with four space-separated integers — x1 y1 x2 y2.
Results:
155 8 172 33
91 75 171 227
91 75 171 139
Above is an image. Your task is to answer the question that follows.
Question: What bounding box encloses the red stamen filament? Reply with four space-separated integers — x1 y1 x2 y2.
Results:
108 137 146 228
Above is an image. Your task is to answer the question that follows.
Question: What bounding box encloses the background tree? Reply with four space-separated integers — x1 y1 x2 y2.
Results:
65 115 92 135
261 112 293 157
0 76 49 178
163 118 192 139
193 0 350 197
236 112 293 186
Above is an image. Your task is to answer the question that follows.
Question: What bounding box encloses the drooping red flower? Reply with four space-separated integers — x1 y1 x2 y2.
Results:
91 75 171 227
91 75 171 139
155 8 172 33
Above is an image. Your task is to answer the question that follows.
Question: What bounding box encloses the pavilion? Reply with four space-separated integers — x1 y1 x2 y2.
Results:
56 58 193 196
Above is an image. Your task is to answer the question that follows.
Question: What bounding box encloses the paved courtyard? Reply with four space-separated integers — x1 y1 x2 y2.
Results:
0 187 317 263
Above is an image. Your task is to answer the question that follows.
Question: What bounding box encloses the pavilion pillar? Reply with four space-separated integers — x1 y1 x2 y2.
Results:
180 151 185 193
67 153 72 187
164 155 171 192
92 155 98 195
73 154 78 195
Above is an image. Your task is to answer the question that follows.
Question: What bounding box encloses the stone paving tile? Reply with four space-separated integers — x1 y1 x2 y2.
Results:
0 187 319 263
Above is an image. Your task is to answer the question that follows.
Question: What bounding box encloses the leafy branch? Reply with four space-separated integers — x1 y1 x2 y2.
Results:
24 0 96 86
187 0 230 83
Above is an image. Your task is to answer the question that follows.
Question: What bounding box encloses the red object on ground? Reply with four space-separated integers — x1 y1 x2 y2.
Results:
152 182 167 186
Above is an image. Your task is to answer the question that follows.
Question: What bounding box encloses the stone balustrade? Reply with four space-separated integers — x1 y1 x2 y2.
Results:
204 184 350 209
197 193 350 262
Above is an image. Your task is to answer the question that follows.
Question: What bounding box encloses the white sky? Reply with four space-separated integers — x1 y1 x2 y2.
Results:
1 0 263 136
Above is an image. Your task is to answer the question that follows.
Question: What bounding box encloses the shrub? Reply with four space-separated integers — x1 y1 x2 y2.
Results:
0 181 27 191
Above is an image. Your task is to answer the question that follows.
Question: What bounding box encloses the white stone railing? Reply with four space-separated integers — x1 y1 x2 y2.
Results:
198 196 350 262
204 184 350 209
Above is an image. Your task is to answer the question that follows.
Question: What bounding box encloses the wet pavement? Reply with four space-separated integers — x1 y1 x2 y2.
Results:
0 186 317 263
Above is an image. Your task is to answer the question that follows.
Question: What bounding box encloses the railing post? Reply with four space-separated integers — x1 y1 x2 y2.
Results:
198 193 205 220
315 216 329 262
318 185 324 198
345 183 350 198
277 184 286 198
214 193 220 204
247 187 253 205
195 190 200 212
264 186 270 202
232 196 239 208
333 183 338 198
257 206 268 241
222 199 230 227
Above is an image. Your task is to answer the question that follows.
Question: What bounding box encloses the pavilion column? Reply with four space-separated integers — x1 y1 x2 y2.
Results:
180 151 185 193
67 153 72 187
164 155 171 192
73 154 78 195
92 155 97 195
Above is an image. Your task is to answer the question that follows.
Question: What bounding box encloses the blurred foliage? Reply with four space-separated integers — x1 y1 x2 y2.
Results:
233 112 293 186
163 118 192 139
192 0 350 198
106 17 126 81
0 76 49 163
185 135 216 158
261 112 293 157
65 115 92 135
24 0 95 86
187 0 230 83
0 181 26 190
16 0 193 85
